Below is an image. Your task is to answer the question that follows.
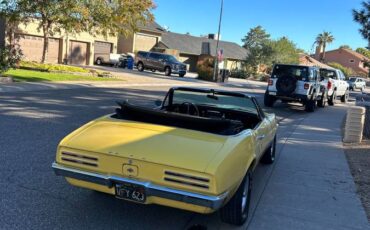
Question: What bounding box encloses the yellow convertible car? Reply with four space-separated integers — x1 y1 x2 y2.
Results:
52 87 278 225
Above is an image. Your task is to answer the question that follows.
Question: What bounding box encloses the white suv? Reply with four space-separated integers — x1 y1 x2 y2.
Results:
264 64 326 112
319 68 349 105
348 77 366 91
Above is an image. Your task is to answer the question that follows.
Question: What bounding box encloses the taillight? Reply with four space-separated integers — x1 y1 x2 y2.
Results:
327 81 332 90
268 79 273 86
304 83 310 89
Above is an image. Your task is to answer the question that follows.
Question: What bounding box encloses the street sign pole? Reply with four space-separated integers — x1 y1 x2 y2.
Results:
212 0 224 82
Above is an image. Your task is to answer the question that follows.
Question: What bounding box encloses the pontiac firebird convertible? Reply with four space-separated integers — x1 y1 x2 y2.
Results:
52 87 278 225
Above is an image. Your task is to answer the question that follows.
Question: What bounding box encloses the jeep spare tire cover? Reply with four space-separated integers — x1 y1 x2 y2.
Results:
276 76 297 95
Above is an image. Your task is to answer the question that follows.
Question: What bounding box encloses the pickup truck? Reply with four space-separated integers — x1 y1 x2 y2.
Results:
95 53 125 66
319 68 349 105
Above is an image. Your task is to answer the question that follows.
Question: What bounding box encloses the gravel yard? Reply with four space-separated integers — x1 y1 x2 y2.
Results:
344 145 370 222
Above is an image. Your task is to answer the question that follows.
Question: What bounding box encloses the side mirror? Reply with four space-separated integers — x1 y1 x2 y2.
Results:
155 100 162 107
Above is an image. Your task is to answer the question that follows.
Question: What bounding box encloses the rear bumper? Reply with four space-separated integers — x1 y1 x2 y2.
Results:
52 162 227 210
268 91 309 101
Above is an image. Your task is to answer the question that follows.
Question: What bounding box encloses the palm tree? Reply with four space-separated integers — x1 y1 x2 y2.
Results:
353 1 370 49
315 31 335 62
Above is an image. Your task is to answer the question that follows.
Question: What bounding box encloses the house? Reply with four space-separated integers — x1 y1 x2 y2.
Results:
299 54 333 69
117 21 164 54
314 47 369 77
0 19 164 66
155 32 248 72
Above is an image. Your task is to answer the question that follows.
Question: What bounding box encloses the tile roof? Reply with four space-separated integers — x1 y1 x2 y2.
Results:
299 54 333 69
326 48 369 61
138 21 165 34
160 32 248 60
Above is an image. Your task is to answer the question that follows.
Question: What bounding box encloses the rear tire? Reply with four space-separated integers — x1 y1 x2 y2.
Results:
220 171 252 226
317 92 327 108
264 91 275 107
137 62 144 72
179 73 185 77
165 67 171 76
261 136 276 164
96 58 102 65
151 69 156 73
340 90 349 103
328 91 336 106
305 99 316 112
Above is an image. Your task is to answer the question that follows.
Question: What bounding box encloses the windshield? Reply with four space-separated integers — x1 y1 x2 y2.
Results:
320 69 336 79
272 65 309 80
170 89 258 114
165 55 178 62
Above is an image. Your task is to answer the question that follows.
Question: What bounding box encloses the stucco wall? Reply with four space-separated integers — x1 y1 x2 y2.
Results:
325 49 369 76
11 20 117 65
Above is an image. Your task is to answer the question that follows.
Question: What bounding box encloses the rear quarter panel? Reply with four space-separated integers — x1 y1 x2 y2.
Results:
205 131 256 197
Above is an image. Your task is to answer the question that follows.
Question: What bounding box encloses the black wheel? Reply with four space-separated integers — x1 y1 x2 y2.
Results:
96 58 102 65
220 171 252 226
305 99 316 112
137 62 144 72
165 67 171 76
349 86 353 91
151 69 156 72
179 73 185 77
317 92 327 108
340 90 349 103
264 91 275 107
261 136 276 164
328 91 336 106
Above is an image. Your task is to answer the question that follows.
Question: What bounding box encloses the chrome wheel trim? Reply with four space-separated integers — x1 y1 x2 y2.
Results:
241 176 250 213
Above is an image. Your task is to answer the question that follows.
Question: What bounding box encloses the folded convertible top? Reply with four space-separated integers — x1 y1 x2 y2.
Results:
113 102 244 135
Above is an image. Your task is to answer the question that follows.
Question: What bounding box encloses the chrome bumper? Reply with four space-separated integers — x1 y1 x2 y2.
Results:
52 162 227 210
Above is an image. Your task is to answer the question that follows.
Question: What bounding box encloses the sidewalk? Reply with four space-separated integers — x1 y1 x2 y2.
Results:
247 104 369 230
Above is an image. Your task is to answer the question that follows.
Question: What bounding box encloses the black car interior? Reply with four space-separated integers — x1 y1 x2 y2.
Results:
113 100 262 135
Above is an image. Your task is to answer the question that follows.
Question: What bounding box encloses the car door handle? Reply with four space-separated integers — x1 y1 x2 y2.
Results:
257 135 265 140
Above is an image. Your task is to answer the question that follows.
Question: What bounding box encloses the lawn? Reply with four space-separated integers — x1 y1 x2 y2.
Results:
4 69 122 82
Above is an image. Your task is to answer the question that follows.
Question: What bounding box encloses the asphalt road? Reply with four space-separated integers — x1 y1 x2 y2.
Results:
0 85 362 230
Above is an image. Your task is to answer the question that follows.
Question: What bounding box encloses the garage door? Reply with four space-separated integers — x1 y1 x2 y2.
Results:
94 41 112 55
16 35 60 63
69 41 88 65
134 34 157 52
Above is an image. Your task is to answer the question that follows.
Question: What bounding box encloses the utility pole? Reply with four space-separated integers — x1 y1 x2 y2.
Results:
212 0 224 82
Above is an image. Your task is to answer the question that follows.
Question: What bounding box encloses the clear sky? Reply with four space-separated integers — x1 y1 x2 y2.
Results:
153 0 368 53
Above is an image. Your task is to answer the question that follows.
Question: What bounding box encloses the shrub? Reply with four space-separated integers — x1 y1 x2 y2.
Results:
19 61 89 73
229 69 249 79
327 62 353 78
197 57 214 81
0 45 23 75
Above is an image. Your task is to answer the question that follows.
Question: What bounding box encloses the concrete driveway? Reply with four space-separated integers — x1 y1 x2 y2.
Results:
0 81 368 229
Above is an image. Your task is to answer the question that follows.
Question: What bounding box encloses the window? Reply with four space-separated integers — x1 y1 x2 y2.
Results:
149 53 161 59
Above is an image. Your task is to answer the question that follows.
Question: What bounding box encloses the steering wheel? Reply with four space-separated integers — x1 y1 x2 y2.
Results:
180 102 200 116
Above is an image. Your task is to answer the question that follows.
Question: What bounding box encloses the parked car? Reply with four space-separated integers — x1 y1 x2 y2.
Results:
264 64 326 112
348 77 366 91
135 51 187 77
95 53 125 66
52 87 278 226
319 68 349 105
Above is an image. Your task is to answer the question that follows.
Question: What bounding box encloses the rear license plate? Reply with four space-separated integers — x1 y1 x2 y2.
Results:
269 91 277 95
115 183 146 203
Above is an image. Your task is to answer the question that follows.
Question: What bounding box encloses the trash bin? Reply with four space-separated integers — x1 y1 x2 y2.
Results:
218 69 230 83
127 56 134 70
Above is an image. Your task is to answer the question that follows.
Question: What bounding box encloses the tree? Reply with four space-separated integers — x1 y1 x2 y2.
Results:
339 45 352 49
0 0 154 63
242 26 272 75
269 37 300 65
356 47 370 58
353 1 370 49
315 31 335 62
